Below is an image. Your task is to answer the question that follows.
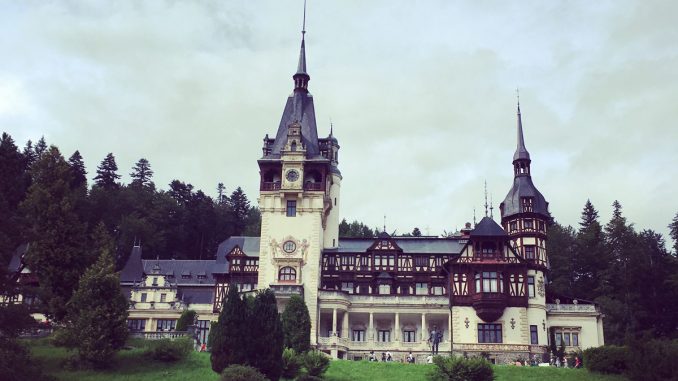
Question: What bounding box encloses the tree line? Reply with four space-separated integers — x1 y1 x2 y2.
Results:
547 200 678 345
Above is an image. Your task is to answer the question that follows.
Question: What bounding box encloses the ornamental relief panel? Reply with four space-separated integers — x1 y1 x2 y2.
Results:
269 236 310 263
537 276 545 297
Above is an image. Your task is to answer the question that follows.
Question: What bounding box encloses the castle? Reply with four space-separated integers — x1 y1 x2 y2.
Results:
7 21 605 364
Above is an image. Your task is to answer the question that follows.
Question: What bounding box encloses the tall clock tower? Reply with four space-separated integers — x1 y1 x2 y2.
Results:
499 103 550 346
257 29 341 344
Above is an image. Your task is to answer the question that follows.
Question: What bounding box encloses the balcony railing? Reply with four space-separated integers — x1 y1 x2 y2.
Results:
546 303 598 313
303 182 324 191
271 284 304 297
130 331 189 340
260 182 281 191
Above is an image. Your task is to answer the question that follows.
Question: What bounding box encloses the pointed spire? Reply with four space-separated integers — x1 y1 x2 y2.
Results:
293 0 310 92
490 193 494 219
513 91 530 162
484 180 489 217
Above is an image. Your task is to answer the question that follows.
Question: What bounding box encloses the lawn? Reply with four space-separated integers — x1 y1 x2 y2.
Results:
27 339 627 381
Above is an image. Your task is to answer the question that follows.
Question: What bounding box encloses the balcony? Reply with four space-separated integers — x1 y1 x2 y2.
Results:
471 293 507 322
546 303 598 313
303 182 324 191
260 182 281 191
271 284 304 297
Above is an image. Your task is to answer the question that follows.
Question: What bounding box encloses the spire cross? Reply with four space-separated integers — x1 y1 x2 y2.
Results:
302 0 307 37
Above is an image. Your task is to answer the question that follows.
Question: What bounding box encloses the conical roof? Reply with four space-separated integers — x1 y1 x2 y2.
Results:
470 217 507 237
513 104 531 162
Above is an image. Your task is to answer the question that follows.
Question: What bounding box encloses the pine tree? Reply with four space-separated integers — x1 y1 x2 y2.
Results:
94 153 121 189
21 146 91 321
0 133 30 264
130 158 154 189
412 227 422 237
22 140 37 168
217 183 226 205
67 150 87 189
65 224 129 368
572 200 607 299
579 199 599 228
545 222 576 296
228 187 250 235
249 289 284 381
669 211 678 255
210 285 250 373
281 295 311 353
34 136 47 157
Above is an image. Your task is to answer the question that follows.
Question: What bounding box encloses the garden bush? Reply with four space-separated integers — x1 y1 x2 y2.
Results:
146 337 193 362
176 309 197 331
583 345 629 374
220 364 269 381
627 339 678 381
300 350 330 377
428 355 494 381
282 347 301 379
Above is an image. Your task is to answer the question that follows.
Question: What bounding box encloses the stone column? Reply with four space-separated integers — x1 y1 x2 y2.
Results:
342 310 349 339
394 312 400 341
421 313 427 341
332 308 338 336
369 312 374 341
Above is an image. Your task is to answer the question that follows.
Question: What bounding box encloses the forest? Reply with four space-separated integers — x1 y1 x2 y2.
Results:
2 131 677 345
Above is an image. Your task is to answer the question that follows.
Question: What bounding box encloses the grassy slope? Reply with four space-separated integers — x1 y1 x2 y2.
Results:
28 339 626 381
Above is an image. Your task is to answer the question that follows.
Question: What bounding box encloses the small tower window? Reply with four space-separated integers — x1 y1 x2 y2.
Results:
286 200 297 217
521 197 534 212
291 141 297 151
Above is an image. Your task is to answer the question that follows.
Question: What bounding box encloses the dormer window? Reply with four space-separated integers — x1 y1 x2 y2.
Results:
521 197 534 213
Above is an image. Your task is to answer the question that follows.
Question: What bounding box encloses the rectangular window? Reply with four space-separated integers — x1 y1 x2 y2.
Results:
530 325 538 344
509 221 518 232
524 246 535 260
352 330 365 342
564 333 571 346
403 330 416 343
527 276 535 298
160 293 167 302
415 283 428 295
140 293 147 302
479 271 499 293
341 282 354 294
524 220 534 229
538 221 545 231
478 324 502 343
286 200 297 217
156 319 176 331
431 286 444 295
555 332 562 346
378 284 391 295
572 333 579 347
152 277 158 286
377 330 391 342
127 319 146 332
414 256 428 267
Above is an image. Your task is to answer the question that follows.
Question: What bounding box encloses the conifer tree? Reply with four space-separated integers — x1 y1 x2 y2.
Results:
669 211 678 255
281 294 311 353
65 224 129 368
34 136 47 157
67 150 88 189
130 158 154 189
0 133 30 263
94 153 121 189
228 187 250 235
210 285 250 373
249 289 284 381
572 200 607 298
22 140 37 168
21 146 91 321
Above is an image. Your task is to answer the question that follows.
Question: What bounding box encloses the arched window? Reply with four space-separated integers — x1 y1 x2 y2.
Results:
291 141 297 151
279 266 296 282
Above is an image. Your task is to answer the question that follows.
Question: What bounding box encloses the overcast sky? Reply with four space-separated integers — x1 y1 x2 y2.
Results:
1 1 676 244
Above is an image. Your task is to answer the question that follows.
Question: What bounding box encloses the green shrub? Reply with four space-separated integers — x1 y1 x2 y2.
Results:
220 364 269 381
146 337 193 362
0 337 54 381
300 350 330 377
282 348 301 379
296 375 323 381
583 345 629 374
627 339 678 381
428 355 494 381
176 309 197 331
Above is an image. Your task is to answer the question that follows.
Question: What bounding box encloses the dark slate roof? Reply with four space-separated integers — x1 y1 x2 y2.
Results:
266 92 320 159
470 217 508 237
7 243 29 273
179 286 215 305
377 271 393 279
500 176 549 218
326 237 465 255
215 236 261 265
140 260 217 286
513 105 531 162
120 246 144 283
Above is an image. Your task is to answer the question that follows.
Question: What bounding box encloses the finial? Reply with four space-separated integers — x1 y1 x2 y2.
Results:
302 0 307 38
473 208 477 226
330 117 333 136
383 215 387 233
490 193 494 219
484 180 488 217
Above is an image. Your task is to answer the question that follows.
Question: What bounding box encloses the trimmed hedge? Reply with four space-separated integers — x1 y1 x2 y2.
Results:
145 337 193 362
627 339 678 381
220 364 269 381
583 345 629 374
428 355 494 381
